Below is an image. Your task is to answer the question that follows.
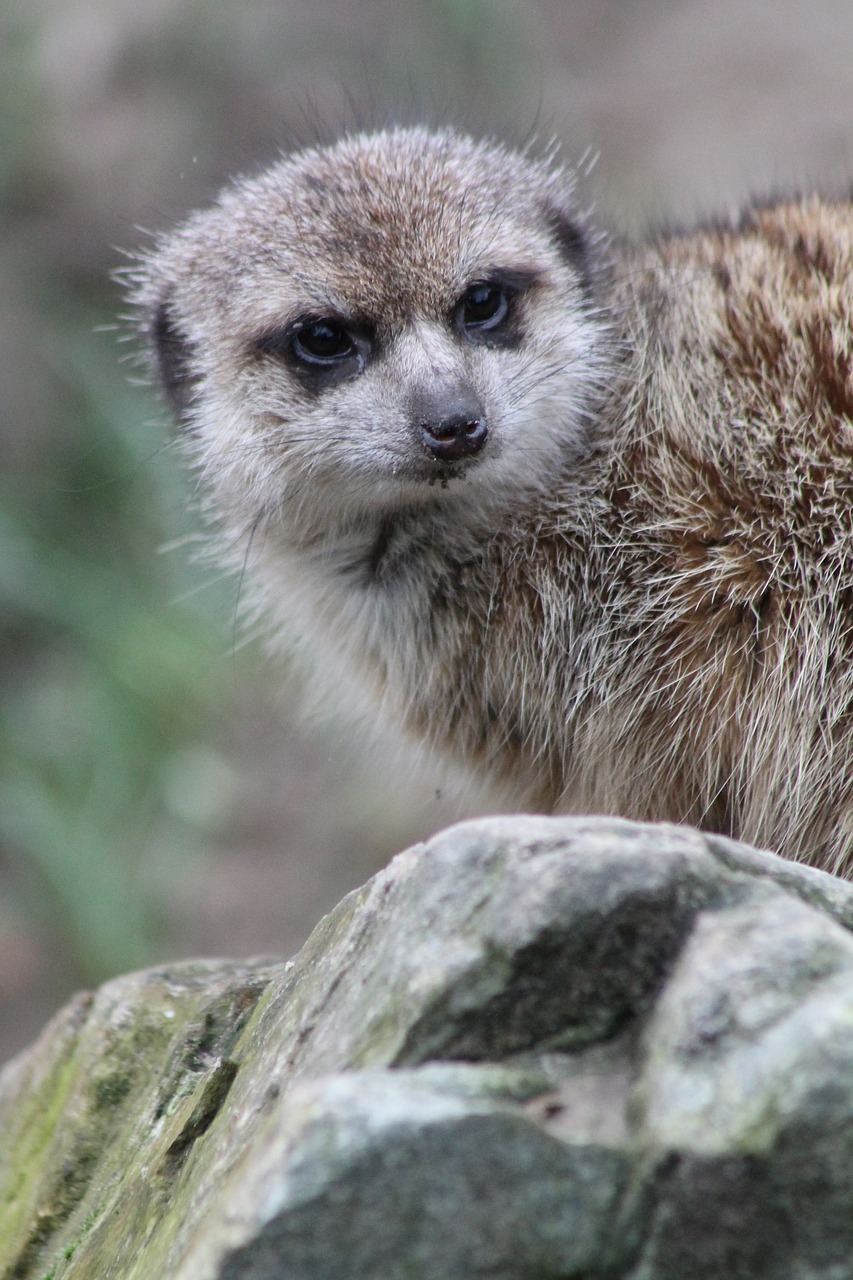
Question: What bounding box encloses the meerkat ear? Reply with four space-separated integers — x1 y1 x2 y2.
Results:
149 292 200 424
542 202 593 298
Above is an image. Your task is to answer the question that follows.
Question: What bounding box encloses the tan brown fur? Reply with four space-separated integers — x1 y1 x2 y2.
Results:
128 129 853 876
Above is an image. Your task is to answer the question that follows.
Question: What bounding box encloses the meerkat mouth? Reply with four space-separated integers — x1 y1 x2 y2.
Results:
423 455 485 487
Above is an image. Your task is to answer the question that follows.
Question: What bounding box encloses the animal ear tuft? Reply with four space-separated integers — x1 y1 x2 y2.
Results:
150 294 199 423
543 202 593 298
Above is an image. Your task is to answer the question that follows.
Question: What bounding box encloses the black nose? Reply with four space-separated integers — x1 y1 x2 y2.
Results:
413 386 489 462
421 412 488 461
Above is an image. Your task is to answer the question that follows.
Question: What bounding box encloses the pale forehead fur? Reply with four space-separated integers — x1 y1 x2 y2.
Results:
140 127 578 335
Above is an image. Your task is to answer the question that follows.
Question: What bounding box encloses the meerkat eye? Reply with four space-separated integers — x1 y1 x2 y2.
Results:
254 315 372 386
291 319 357 366
452 273 536 349
458 282 510 333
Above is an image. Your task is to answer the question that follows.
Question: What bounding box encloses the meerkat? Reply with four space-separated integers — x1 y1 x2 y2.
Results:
128 126 853 877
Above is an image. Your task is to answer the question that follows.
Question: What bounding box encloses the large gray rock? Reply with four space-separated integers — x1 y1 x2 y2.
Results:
3 816 853 1278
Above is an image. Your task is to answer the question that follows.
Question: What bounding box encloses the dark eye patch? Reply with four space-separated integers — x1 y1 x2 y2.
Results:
252 314 374 392
452 268 539 348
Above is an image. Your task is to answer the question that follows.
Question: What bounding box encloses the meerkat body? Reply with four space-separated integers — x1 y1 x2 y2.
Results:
131 128 853 876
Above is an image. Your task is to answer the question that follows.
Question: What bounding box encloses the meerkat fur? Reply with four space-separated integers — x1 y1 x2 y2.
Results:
127 126 853 876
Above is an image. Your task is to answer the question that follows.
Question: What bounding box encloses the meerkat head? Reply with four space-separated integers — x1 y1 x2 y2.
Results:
131 127 608 547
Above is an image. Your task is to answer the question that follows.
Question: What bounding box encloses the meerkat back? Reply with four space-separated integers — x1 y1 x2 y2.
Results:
129 128 853 878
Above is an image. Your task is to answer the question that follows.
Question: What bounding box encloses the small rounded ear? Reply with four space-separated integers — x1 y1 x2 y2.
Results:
149 293 199 425
542 201 594 300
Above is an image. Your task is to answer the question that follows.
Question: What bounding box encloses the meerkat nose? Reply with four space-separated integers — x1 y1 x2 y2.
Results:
412 385 489 462
421 412 489 461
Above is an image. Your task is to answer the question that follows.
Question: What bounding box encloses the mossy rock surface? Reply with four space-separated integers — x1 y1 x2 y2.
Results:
3 816 853 1279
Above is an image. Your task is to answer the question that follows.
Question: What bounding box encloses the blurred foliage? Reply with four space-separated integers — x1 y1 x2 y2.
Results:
0 3 287 987
0 294 233 981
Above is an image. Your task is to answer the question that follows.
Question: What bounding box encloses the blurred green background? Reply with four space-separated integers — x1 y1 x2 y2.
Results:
3 0 853 1061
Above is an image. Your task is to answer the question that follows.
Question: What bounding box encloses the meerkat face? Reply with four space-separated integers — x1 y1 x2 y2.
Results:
134 128 608 545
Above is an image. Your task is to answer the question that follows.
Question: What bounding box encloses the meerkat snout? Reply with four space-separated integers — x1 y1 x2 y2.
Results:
129 125 853 877
412 382 488 462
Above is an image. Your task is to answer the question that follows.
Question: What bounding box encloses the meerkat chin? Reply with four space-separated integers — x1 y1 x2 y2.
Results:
128 126 853 877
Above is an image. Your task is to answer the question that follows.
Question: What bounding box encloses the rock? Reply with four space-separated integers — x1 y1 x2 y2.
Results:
3 816 853 1278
